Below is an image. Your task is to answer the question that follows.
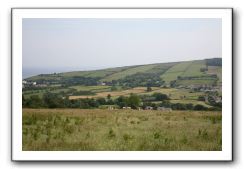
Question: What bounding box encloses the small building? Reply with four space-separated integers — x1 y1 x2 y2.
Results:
122 107 131 109
145 106 153 110
157 107 172 112
98 82 106 86
108 105 119 110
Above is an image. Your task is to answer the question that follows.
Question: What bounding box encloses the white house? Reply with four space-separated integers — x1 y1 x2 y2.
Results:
145 106 153 110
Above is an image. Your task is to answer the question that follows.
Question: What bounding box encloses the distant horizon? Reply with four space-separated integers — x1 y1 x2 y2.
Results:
23 18 222 78
23 57 221 79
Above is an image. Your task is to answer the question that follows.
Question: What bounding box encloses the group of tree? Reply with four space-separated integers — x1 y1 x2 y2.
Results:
107 72 165 88
22 92 142 109
206 58 222 66
142 100 218 111
23 91 221 111
114 94 141 109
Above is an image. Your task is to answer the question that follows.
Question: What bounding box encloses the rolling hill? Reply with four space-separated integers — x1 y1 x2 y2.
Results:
25 58 222 87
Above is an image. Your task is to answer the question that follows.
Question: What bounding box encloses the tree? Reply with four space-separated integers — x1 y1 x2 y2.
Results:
26 95 44 108
127 94 141 109
43 92 65 108
161 100 171 108
171 103 187 110
152 93 169 101
115 96 128 108
22 94 26 107
194 104 208 110
96 97 106 105
88 98 100 107
107 94 111 100
186 103 194 110
147 86 152 92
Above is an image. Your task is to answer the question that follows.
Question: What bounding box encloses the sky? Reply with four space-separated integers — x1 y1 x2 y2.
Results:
23 18 222 77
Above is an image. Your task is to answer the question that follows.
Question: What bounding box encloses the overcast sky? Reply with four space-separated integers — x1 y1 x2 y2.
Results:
23 18 222 73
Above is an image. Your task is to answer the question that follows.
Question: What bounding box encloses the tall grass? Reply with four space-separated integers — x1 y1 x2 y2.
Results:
23 109 222 151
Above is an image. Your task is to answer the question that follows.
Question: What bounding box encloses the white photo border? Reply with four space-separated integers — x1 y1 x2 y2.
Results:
12 8 233 161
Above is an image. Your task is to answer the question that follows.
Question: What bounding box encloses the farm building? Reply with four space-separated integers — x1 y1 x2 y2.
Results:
157 107 172 112
145 106 153 110
122 107 131 109
108 106 116 110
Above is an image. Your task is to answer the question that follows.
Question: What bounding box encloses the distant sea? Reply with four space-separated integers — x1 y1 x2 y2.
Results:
23 68 65 79
22 66 110 79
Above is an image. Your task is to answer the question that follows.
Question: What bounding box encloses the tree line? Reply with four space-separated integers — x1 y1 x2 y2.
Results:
23 92 221 111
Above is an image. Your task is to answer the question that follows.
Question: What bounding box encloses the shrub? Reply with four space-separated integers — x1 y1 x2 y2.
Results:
153 132 160 139
198 129 209 140
123 133 133 141
64 125 75 134
108 129 116 138
194 104 208 110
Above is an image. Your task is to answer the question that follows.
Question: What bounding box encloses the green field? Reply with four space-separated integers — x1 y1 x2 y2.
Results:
70 85 112 92
23 85 113 99
23 109 222 151
26 59 222 90
102 64 158 82
176 79 216 86
170 99 211 107
207 66 222 84
160 61 193 84
182 60 206 77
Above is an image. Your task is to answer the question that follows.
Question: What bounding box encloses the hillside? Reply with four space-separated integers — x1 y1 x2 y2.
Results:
25 58 222 87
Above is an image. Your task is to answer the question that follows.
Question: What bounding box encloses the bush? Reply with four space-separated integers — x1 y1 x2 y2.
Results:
108 129 116 138
198 129 209 139
194 104 208 111
25 95 44 108
153 132 160 139
152 93 169 101
123 133 133 141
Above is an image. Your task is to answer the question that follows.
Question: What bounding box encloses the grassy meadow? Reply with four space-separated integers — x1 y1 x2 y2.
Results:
23 108 222 151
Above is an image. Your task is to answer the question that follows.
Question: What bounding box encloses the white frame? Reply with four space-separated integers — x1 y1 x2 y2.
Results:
12 8 233 161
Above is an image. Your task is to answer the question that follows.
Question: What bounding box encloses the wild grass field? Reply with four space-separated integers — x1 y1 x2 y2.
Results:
23 108 222 151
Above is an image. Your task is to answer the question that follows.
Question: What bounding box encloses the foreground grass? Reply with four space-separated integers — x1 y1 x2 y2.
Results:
23 108 222 151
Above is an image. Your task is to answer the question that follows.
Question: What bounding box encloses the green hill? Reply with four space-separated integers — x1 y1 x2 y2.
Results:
25 58 222 87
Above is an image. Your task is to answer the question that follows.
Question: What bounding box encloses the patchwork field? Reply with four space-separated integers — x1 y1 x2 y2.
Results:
69 87 161 99
181 60 206 77
70 85 112 92
207 66 222 84
170 99 212 107
26 58 221 90
68 86 205 101
160 61 193 84
23 109 222 151
102 64 159 82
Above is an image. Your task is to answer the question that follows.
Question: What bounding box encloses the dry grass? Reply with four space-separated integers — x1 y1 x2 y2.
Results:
23 108 222 151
